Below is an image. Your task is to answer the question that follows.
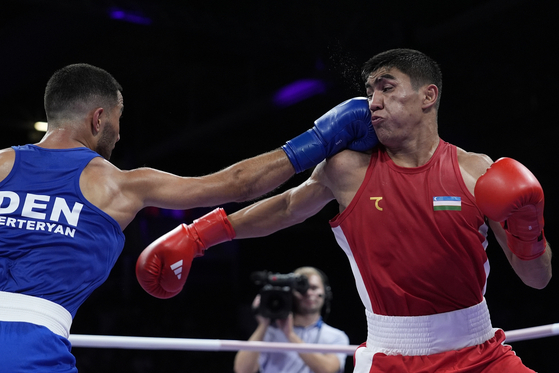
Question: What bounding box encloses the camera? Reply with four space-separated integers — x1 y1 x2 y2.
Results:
250 271 309 320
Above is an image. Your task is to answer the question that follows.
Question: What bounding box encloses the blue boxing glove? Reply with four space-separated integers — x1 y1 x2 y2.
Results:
282 97 377 173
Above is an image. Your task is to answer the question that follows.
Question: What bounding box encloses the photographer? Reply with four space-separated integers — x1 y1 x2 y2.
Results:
233 267 349 373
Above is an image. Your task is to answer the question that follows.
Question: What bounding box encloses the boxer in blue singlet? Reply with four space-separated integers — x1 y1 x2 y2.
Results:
0 63 377 371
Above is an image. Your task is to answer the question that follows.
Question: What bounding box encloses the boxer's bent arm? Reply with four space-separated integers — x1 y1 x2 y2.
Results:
488 219 552 289
228 166 335 239
460 151 552 289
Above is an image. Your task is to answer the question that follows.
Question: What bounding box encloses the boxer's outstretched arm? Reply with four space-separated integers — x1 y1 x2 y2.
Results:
228 163 336 238
135 96 375 210
135 163 335 298
83 149 295 229
91 97 376 229
132 148 295 209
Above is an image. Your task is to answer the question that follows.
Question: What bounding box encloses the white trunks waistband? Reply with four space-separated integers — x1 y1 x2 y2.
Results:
0 291 72 339
365 298 496 356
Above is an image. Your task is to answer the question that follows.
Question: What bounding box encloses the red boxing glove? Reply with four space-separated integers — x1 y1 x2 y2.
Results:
135 208 236 298
475 157 546 260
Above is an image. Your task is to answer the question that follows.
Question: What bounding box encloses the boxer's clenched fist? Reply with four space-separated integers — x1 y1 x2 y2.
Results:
282 97 378 173
475 157 546 260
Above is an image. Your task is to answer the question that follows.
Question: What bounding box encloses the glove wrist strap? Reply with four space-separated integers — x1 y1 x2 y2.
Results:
505 230 546 260
192 208 236 250
282 129 325 173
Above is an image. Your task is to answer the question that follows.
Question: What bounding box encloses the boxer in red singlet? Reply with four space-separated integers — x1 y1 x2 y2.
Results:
141 49 552 373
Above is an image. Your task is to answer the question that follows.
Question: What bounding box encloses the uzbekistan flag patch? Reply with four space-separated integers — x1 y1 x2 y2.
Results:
433 196 461 211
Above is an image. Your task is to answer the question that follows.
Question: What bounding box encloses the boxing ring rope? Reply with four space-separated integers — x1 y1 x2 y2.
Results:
69 334 358 354
504 322 559 343
69 323 559 354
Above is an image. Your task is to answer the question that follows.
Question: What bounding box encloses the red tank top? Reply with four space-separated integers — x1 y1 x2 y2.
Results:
330 140 489 316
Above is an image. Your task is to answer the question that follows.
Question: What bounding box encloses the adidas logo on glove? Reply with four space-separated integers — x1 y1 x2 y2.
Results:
170 260 183 279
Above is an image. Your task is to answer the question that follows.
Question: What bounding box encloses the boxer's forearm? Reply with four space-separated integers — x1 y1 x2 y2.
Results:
489 220 552 289
228 193 300 238
509 243 552 289
229 180 332 239
215 149 295 203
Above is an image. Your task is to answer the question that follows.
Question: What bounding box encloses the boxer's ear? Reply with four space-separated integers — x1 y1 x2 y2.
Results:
91 108 104 135
421 84 438 111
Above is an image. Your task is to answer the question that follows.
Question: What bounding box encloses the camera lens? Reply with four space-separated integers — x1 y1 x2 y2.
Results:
259 285 293 320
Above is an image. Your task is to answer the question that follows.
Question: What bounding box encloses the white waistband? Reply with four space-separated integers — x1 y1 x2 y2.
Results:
0 291 72 339
365 298 496 356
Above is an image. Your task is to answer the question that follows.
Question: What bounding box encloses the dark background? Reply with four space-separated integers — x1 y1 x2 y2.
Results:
1 0 558 372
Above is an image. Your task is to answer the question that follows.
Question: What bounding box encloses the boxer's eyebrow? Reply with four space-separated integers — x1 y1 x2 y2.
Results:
365 73 397 89
376 74 396 83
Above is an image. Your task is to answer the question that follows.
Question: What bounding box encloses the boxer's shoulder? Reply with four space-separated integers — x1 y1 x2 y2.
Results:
0 147 15 183
456 147 492 179
325 148 372 171
456 147 492 195
317 149 370 209
321 149 371 186
81 156 123 182
0 147 15 161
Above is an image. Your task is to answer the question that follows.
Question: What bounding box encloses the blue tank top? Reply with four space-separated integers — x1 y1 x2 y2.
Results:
0 145 125 318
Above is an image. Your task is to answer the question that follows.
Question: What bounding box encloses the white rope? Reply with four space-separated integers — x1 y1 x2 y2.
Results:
503 323 559 343
68 323 559 353
68 334 358 354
